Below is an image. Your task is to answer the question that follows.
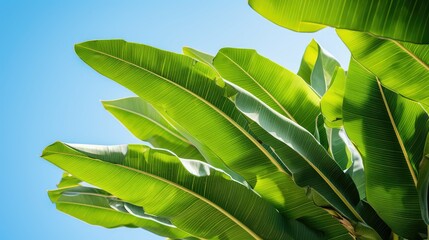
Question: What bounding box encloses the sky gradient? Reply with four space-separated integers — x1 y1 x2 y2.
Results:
0 1 350 239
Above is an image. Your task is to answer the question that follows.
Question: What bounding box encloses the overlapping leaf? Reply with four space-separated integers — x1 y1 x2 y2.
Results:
230 83 389 239
213 47 320 133
49 184 194 239
75 40 352 239
337 30 429 107
417 133 429 224
320 67 346 129
103 97 203 160
43 142 312 239
343 58 429 238
297 39 340 96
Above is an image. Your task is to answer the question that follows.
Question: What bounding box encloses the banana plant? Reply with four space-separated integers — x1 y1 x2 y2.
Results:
43 1 429 239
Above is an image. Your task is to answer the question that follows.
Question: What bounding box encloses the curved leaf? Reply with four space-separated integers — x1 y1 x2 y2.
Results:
43 142 313 240
74 40 351 238
297 39 341 96
343 58 429 238
102 97 203 160
341 130 366 200
248 0 429 43
213 47 320 133
49 185 193 239
320 67 346 128
337 30 429 106
230 83 390 239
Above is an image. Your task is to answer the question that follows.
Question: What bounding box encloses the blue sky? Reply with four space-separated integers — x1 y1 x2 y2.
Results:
0 1 350 239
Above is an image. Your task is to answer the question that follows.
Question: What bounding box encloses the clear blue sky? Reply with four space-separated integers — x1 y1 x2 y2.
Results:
0 1 350 239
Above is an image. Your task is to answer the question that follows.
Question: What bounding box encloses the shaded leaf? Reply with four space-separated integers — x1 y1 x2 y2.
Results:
343 58 429 238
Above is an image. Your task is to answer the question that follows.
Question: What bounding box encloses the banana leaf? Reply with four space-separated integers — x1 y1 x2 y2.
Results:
229 82 390 239
248 0 429 43
103 97 203 160
418 132 429 224
337 30 429 107
343 58 429 238
43 142 315 239
213 47 320 133
75 40 350 239
49 184 195 239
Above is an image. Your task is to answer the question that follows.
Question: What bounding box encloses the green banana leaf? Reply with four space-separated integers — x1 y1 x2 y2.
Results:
337 30 429 107
102 97 203 160
340 130 366 200
417 132 429 224
213 47 320 133
248 0 429 43
49 184 194 239
182 47 215 68
248 121 353 239
297 39 340 96
320 67 346 128
299 41 365 199
343 58 429 238
57 172 82 188
326 127 350 171
76 40 257 185
314 114 329 151
75 40 351 238
230 83 390 239
43 142 315 240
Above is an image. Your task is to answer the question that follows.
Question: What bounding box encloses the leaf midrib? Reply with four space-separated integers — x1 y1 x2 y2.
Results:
217 51 297 121
45 148 263 240
376 79 418 185
104 103 192 145
77 43 285 173
391 40 429 71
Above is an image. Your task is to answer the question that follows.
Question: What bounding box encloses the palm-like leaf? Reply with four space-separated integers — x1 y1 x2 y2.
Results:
102 97 203 160
337 30 429 107
213 47 320 133
320 67 346 129
343 58 429 238
74 40 362 238
230 83 389 239
418 133 429 224
248 0 429 43
49 184 194 239
43 142 315 239
297 39 340 97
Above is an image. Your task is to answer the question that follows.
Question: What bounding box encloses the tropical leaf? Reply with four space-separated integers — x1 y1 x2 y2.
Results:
57 172 82 188
102 97 203 160
320 67 346 128
213 47 320 133
229 83 390 239
417 132 429 225
297 39 340 96
182 47 215 68
75 39 350 239
248 0 429 43
343 58 429 238
49 184 194 239
340 130 366 200
314 114 329 151
43 142 314 240
337 29 429 107
326 127 350 171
